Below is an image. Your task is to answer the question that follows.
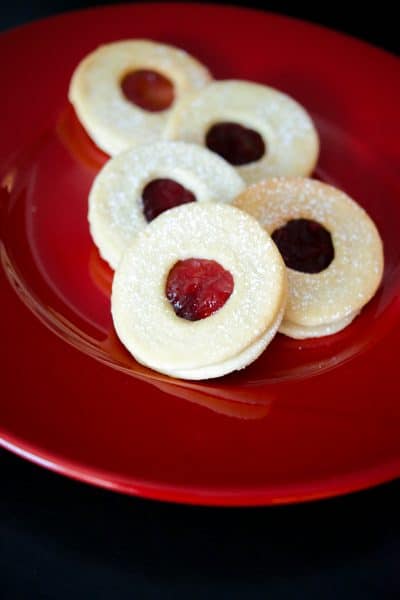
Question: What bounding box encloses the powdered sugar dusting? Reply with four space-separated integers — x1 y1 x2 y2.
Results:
167 80 319 184
69 39 212 155
234 177 384 329
111 203 287 375
88 141 245 268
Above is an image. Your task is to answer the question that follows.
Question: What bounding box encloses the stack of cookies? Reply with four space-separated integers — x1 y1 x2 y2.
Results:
69 39 384 380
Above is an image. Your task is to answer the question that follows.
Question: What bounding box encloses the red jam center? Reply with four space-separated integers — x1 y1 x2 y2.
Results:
205 122 266 165
166 258 234 321
142 178 196 222
120 69 174 112
272 218 334 274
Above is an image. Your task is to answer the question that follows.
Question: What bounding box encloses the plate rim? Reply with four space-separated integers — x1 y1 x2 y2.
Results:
2 433 400 506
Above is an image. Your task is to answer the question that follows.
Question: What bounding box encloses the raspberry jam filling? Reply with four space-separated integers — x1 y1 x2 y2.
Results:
142 178 196 222
205 122 265 165
166 258 234 321
272 218 334 274
120 69 174 112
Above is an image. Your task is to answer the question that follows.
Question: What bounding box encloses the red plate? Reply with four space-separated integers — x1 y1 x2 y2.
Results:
1 3 400 506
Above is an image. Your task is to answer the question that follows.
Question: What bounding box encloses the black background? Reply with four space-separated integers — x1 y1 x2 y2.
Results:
1 0 399 55
1 2 399 599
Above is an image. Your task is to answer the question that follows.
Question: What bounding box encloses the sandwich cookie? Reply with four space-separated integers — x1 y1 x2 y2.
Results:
69 39 212 155
88 141 245 269
234 177 384 338
166 80 319 184
111 203 287 379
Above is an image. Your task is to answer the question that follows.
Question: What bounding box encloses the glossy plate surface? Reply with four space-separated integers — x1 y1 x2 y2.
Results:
1 3 400 505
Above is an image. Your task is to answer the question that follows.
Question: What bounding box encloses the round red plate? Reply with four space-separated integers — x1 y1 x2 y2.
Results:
1 3 400 506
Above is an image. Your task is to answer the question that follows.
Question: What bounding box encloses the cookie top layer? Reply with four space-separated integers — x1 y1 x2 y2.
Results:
111 203 287 378
89 141 246 269
166 80 319 184
234 177 384 329
69 39 212 155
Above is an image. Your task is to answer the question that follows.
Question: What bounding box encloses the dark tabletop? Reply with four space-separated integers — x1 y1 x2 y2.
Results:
1 2 399 599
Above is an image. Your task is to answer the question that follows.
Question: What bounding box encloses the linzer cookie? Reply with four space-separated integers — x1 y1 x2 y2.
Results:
166 80 319 184
69 40 212 155
234 177 384 338
111 203 287 379
88 141 245 269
